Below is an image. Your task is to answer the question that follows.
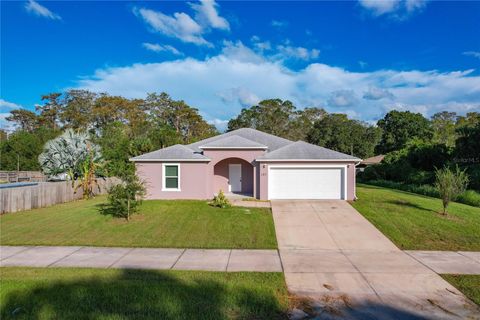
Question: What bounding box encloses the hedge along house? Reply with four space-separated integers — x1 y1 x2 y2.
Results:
130 128 361 200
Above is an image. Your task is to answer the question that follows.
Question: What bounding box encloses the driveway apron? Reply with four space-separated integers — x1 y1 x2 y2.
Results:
271 200 480 320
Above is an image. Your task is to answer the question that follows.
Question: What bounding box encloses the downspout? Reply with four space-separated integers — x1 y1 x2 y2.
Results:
354 160 362 201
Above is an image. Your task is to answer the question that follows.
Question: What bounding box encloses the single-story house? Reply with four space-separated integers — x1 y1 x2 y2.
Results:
130 128 361 200
356 155 385 173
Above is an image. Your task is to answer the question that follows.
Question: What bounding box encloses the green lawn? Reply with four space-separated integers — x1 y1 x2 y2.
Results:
351 184 480 251
0 197 277 249
442 275 480 306
0 267 288 320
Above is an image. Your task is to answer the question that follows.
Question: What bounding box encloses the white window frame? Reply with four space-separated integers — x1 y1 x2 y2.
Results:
267 164 347 200
162 163 181 192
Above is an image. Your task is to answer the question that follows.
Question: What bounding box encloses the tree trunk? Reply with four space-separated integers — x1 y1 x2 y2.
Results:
127 198 130 221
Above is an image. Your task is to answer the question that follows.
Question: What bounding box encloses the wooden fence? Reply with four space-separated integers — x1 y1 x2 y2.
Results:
0 178 120 214
0 171 47 183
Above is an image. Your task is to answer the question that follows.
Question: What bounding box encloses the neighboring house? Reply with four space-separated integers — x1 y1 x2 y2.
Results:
130 128 361 200
356 155 385 173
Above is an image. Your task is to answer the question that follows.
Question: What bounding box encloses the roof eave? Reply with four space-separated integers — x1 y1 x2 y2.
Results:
255 158 361 162
129 158 211 162
199 146 268 150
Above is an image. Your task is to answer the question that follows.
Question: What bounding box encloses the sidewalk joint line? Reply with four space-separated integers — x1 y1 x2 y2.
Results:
171 248 186 269
1 246 35 261
225 249 232 272
108 248 135 268
457 251 480 265
46 246 84 267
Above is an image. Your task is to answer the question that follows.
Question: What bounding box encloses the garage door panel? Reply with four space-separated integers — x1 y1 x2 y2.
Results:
269 167 344 200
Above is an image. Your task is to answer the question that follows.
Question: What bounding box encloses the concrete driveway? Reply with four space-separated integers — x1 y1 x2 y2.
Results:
272 200 480 320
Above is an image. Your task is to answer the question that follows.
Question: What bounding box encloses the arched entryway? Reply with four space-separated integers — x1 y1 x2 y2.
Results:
213 158 254 196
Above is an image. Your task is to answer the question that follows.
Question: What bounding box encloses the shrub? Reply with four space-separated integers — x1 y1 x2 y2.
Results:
456 190 480 208
210 190 231 208
435 166 469 214
105 175 146 221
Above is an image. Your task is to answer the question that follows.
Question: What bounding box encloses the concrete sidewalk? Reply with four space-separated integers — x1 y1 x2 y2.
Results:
406 250 480 274
271 200 480 320
0 246 282 272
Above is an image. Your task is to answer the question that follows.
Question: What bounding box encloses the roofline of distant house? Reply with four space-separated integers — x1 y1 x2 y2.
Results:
129 158 211 162
255 158 361 162
199 146 268 150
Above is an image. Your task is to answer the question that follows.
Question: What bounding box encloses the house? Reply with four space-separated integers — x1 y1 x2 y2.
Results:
356 155 385 173
130 128 361 200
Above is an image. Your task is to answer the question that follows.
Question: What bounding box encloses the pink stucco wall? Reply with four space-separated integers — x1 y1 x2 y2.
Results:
213 158 254 195
136 162 210 199
257 161 358 201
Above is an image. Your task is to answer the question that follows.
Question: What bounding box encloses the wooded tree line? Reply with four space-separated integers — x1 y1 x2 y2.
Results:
1 92 479 190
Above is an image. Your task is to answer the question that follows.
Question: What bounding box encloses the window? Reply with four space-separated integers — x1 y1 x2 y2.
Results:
163 164 180 191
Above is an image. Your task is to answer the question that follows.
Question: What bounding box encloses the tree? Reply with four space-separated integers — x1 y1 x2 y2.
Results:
60 90 97 129
435 166 468 215
38 129 102 181
0 128 59 171
431 111 457 147
376 111 433 154
37 93 62 130
105 174 145 221
5 109 39 132
307 114 382 158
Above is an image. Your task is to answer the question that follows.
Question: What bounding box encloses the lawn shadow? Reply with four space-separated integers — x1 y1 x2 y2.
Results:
385 199 436 213
0 269 287 320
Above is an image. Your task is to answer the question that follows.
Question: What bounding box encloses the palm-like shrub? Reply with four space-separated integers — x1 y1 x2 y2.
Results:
210 190 231 208
39 129 104 198
106 174 146 221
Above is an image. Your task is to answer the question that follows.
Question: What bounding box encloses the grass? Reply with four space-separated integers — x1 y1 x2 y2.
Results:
441 275 480 306
0 267 289 320
0 196 277 249
351 184 480 251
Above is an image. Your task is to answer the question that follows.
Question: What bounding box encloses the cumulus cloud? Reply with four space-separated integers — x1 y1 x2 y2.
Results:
25 0 61 20
74 43 480 127
133 7 210 46
359 0 428 19
142 42 183 55
218 87 260 107
328 90 358 107
0 99 22 132
463 51 480 60
190 0 230 31
275 45 320 61
363 87 395 100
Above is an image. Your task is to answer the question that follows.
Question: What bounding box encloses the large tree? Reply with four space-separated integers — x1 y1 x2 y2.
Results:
307 113 381 159
5 109 40 133
376 110 433 154
227 99 326 140
431 111 457 147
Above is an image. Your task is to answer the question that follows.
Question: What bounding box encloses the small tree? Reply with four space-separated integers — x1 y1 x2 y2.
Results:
106 174 145 221
434 166 469 215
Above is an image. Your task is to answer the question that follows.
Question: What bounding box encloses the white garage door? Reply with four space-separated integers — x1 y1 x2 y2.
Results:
268 167 345 200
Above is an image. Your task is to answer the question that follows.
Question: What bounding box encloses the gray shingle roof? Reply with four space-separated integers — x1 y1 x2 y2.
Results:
187 128 292 152
130 144 210 161
256 141 361 161
199 135 268 149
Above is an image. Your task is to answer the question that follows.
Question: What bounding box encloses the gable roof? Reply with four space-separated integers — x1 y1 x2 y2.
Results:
130 128 361 162
256 141 361 161
130 144 210 161
187 128 292 152
199 135 268 149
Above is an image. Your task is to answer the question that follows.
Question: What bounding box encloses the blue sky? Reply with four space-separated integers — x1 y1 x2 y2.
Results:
1 0 480 130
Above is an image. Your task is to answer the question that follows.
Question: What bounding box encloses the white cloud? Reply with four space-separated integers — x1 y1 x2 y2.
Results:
133 7 210 46
0 99 22 111
190 0 230 31
251 36 271 52
363 87 395 100
271 20 288 28
25 0 61 20
359 0 428 19
142 43 183 55
463 51 480 60
328 90 358 107
275 45 320 61
74 42 480 127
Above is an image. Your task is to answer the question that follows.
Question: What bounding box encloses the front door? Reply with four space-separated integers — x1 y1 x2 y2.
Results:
228 164 242 192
